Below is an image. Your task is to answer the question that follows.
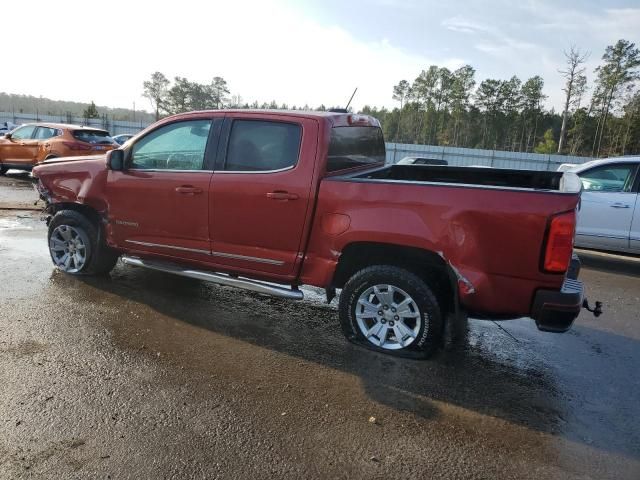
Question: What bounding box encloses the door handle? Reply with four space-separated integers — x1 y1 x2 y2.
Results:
610 203 630 208
175 185 203 194
266 191 299 201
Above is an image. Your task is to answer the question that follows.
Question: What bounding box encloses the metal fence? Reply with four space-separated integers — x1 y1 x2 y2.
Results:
2 110 596 171
0 111 148 135
386 143 594 171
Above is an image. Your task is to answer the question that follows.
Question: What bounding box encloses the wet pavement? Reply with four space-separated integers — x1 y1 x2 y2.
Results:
1 173 639 479
0 171 42 210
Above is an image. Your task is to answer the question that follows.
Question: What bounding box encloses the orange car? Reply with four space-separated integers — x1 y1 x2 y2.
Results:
0 123 118 174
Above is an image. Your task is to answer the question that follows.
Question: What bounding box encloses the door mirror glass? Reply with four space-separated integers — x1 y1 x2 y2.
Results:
107 149 125 171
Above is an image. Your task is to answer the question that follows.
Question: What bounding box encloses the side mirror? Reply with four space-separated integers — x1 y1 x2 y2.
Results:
107 149 125 171
4 133 12 140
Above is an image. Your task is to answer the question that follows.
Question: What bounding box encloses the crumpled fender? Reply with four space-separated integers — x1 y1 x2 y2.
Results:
33 156 109 214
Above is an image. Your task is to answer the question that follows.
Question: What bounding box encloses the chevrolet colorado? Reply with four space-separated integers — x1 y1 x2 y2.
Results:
32 110 587 358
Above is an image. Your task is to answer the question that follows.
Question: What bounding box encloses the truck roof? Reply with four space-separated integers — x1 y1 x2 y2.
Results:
166 109 381 128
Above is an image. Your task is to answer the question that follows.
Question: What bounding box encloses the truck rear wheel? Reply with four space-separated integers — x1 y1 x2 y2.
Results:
48 210 119 275
339 265 443 359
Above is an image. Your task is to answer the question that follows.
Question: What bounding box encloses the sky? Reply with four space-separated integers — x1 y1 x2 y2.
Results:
3 0 639 114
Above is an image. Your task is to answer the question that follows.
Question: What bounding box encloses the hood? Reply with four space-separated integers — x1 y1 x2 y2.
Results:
32 154 109 181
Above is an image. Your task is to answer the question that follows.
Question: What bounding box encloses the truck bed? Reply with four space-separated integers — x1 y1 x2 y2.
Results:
306 164 582 318
346 165 574 192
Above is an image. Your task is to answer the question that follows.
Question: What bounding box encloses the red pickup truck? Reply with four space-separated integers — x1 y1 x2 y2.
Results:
32 110 588 358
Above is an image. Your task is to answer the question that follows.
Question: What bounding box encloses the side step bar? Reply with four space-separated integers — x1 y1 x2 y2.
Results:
121 256 304 301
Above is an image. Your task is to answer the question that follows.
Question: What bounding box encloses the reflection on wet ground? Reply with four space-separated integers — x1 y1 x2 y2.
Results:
1 209 639 479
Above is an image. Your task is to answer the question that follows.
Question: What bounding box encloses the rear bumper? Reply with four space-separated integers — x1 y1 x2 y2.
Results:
531 254 584 333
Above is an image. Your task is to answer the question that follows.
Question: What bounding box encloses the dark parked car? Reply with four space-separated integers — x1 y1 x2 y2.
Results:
112 134 135 145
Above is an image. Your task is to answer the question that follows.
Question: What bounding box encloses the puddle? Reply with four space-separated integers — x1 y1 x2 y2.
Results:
0 218 33 230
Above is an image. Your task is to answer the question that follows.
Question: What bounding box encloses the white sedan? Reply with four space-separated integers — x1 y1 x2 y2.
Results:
563 157 640 254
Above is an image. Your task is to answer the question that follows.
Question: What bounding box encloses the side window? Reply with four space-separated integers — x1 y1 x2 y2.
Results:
224 120 301 172
34 127 58 140
131 120 212 170
11 125 36 140
580 165 636 192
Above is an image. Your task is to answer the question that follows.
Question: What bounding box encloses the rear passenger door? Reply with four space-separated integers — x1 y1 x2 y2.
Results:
209 114 318 278
34 126 60 160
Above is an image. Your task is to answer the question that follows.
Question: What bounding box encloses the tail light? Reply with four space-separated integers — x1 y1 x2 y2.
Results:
62 141 92 151
543 210 576 273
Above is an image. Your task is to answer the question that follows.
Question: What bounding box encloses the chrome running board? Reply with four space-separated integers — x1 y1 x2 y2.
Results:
121 256 304 301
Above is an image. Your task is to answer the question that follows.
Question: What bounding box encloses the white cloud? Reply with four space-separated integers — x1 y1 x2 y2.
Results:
1 0 463 112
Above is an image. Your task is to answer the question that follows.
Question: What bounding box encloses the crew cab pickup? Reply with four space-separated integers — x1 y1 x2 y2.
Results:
32 110 587 358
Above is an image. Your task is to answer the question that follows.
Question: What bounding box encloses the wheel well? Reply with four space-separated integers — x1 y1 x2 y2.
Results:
49 203 102 227
333 242 457 315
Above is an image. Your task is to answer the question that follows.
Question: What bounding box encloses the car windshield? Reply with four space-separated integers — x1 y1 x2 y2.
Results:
72 130 114 145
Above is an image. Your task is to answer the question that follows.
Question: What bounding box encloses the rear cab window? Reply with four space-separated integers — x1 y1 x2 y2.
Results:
327 126 386 173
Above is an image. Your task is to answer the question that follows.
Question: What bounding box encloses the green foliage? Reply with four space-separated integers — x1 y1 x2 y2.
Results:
375 38 640 157
591 39 640 156
147 74 232 115
82 101 99 120
534 129 558 153
143 72 170 120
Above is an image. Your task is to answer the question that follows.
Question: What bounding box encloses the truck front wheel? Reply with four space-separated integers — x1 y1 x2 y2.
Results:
339 265 443 359
48 210 119 275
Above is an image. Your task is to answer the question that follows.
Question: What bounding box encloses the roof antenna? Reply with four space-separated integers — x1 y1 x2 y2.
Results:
345 87 358 110
328 88 358 114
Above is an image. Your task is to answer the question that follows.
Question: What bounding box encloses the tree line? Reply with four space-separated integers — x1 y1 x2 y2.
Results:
142 72 337 120
0 92 154 123
365 39 640 157
143 38 640 158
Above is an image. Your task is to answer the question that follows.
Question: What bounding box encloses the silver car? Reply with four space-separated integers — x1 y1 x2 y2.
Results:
563 157 640 254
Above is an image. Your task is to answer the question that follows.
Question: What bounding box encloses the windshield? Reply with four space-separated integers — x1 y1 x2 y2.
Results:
327 126 386 172
72 130 114 145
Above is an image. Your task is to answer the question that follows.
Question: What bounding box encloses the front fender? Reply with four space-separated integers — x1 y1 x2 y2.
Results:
33 157 109 214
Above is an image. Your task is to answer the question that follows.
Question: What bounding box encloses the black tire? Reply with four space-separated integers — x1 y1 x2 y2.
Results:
339 265 443 359
0 165 7 175
48 209 119 275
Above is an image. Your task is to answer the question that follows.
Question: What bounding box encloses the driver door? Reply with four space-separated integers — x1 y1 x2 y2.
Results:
106 117 221 262
2 125 39 165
